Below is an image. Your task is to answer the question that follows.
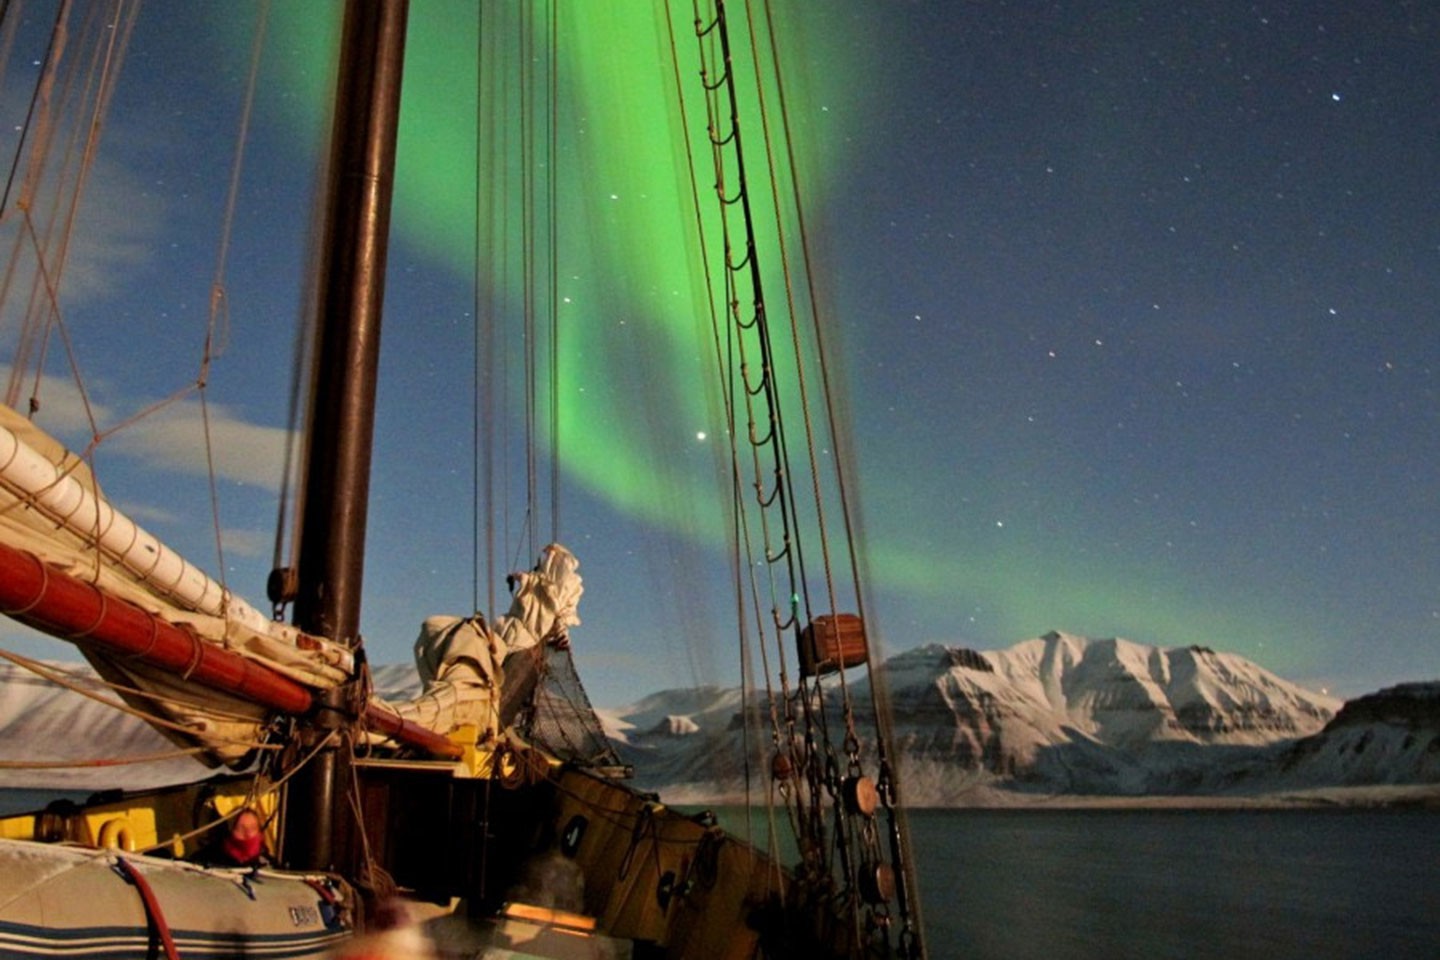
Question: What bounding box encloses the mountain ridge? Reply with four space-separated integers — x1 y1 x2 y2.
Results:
3 632 1436 806
605 630 1439 805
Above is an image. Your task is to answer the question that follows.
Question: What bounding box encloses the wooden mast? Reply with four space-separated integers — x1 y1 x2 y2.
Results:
283 0 410 873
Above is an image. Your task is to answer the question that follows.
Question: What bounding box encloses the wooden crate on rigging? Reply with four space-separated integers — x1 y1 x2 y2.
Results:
798 613 869 677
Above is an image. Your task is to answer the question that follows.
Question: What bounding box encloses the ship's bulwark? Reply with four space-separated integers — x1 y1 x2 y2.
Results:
355 764 864 957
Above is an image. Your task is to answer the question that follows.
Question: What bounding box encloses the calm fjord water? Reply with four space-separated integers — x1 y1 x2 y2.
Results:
909 808 1439 959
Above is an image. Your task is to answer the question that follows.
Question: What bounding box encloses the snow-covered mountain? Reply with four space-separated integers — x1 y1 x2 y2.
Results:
4 632 1435 805
0 660 212 789
605 631 1438 804
1267 682 1440 788
0 660 429 791
879 631 1342 798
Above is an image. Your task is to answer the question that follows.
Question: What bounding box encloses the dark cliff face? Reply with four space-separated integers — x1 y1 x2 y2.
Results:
908 680 1020 772
1324 683 1440 733
1268 682 1440 789
944 647 993 672
1171 699 1333 738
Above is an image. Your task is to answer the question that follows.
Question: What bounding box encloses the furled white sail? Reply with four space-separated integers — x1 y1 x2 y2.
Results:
0 404 353 687
378 544 584 741
0 405 355 763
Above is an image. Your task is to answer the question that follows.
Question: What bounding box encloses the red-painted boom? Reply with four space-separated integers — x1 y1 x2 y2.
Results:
0 541 460 759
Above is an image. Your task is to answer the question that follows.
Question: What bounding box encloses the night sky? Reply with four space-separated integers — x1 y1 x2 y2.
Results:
838 1 1439 699
0 1 1435 706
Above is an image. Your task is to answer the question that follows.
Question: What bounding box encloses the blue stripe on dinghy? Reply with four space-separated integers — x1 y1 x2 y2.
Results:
0 921 350 959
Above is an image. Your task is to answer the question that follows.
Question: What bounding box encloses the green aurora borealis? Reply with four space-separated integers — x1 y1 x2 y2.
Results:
272 3 862 538
238 3 1439 696
263 4 1303 673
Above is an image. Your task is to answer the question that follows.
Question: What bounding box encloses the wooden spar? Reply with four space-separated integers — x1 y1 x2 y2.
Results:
0 541 311 714
0 418 356 675
292 0 409 642
284 0 411 873
0 540 463 759
359 701 463 759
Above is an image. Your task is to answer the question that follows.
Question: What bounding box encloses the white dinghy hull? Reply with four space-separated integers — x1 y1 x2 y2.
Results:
0 838 352 959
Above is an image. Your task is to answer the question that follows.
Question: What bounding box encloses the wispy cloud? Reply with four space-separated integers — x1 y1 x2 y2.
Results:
1 370 112 438
1 372 285 588
215 527 274 560
54 156 165 306
4 367 290 492
115 501 179 526
0 74 167 308
104 400 290 491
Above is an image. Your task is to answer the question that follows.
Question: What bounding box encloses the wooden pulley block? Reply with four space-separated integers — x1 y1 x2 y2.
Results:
498 744 548 789
843 774 879 817
859 860 896 905
266 565 299 604
497 746 528 789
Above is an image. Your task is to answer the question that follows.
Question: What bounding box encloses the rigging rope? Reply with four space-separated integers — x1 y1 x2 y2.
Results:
670 0 808 882
134 731 332 857
0 747 210 770
0 646 281 750
519 0 539 561
754 0 926 944
4 0 136 422
201 0 271 610
0 0 65 221
472 3 501 616
664 2 803 878
1 1 282 637
670 2 926 955
546 0 561 545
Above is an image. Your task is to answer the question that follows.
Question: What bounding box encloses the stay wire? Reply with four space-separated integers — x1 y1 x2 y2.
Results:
0 0 65 221
758 0 926 949
665 0 793 881
737 10 873 932
688 0 835 883
519 2 538 560
471 6 486 613
12 0 133 424
705 0 813 661
547 0 560 544
740 0 856 736
201 0 270 610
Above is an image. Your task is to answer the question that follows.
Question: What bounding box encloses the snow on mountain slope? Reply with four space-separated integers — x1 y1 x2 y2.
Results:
603 686 758 790
370 662 423 700
604 631 1423 803
0 660 426 792
851 631 1329 777
3 634 1432 806
1266 682 1440 788
882 630 1338 761
0 661 211 789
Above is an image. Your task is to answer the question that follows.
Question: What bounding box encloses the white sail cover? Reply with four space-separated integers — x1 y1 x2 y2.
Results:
0 405 355 764
378 544 583 742
0 406 353 682
0 404 589 759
